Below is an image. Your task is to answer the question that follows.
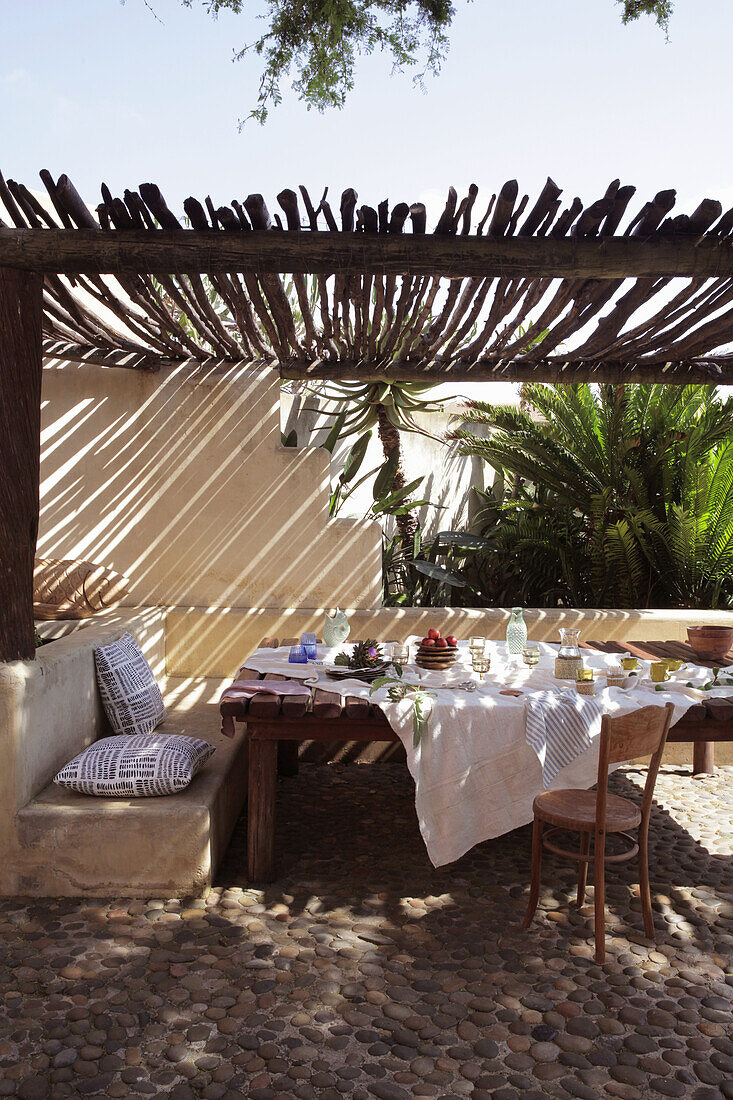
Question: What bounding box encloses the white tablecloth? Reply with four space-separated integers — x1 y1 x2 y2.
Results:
241 638 727 868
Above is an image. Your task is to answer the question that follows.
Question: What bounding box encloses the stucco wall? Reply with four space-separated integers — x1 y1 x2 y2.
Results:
282 392 491 538
39 360 381 609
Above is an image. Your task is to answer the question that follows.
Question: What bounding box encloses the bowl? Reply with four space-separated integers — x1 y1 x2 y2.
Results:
686 626 733 663
415 643 459 670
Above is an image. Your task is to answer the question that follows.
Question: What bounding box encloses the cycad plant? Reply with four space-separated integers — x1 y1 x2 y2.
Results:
452 383 733 609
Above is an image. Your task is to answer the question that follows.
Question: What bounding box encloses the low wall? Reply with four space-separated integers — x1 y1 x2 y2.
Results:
166 604 733 678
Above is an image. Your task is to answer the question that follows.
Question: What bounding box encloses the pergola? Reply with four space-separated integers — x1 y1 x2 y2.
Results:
3 169 733 662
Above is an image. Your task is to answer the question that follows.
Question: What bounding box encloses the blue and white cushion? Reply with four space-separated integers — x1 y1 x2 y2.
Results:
54 734 215 797
94 632 166 736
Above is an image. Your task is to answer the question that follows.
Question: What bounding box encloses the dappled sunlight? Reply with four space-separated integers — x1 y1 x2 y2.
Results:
38 361 382 614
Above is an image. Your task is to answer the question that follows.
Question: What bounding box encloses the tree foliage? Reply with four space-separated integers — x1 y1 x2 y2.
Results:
180 0 673 123
451 383 733 611
184 0 453 123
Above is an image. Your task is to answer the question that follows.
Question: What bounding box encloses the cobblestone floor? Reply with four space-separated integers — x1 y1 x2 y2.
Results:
1 764 731 1100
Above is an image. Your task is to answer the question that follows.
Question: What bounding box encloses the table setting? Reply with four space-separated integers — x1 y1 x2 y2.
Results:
239 627 733 869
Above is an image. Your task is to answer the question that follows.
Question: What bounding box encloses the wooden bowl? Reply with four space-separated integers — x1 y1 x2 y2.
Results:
686 625 733 663
415 643 459 671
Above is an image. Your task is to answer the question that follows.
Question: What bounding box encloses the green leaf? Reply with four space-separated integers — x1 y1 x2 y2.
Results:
322 412 347 455
379 500 436 516
341 432 372 483
373 455 399 500
433 531 493 553
411 561 467 587
372 477 425 512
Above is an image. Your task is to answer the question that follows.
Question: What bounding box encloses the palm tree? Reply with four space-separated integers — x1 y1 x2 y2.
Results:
452 383 733 609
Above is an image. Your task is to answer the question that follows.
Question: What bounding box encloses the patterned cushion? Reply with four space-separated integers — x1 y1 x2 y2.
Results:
54 734 215 797
94 632 166 736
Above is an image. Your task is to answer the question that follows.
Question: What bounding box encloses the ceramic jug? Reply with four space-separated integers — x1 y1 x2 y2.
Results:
323 608 350 648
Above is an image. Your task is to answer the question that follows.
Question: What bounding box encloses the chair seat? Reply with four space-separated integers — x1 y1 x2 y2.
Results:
533 788 642 832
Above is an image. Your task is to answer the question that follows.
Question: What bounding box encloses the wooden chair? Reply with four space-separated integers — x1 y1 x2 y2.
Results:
522 702 674 964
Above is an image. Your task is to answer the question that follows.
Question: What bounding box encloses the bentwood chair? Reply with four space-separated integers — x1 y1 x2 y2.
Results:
522 701 674 964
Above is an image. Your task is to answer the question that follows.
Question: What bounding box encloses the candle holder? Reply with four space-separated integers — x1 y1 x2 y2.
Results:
575 666 595 695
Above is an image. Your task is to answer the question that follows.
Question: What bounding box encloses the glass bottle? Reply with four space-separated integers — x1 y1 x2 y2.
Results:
506 607 528 655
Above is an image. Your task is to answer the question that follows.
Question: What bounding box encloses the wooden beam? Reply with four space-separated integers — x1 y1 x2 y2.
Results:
279 356 733 385
4 229 733 279
40 340 733 384
0 268 43 661
41 340 274 375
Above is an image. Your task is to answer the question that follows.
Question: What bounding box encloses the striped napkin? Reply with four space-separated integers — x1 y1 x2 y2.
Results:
525 690 603 788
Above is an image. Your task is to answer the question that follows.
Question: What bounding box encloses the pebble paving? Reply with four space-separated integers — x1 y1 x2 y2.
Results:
0 763 731 1099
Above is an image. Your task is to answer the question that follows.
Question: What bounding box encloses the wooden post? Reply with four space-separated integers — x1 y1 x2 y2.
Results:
692 740 715 775
247 737 277 882
0 268 43 661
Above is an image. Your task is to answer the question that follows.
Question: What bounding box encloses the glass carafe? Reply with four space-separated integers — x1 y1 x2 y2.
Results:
506 607 528 655
558 628 581 659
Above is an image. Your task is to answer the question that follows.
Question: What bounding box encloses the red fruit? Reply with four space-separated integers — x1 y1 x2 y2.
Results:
427 628 441 640
421 637 435 647
446 635 458 646
435 637 449 648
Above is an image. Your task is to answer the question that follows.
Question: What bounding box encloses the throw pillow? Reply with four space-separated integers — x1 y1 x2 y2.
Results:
54 734 215 797
94 632 166 736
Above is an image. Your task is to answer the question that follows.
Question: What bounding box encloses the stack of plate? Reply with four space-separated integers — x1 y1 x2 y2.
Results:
415 643 459 671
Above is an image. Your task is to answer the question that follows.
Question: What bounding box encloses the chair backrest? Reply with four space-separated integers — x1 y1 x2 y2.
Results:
595 702 674 829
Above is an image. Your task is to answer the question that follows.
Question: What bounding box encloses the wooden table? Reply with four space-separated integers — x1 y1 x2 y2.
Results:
585 638 733 775
220 637 733 882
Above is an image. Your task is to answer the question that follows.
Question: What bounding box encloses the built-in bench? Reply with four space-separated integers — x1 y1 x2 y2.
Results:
1 611 247 896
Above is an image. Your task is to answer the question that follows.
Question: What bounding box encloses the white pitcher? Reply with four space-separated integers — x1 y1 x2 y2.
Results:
323 608 350 648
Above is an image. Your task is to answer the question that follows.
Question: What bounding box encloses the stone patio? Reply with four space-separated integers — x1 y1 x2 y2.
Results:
0 763 731 1100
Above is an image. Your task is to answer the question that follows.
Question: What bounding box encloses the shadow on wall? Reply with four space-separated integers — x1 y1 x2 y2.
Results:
282 393 491 539
38 361 382 610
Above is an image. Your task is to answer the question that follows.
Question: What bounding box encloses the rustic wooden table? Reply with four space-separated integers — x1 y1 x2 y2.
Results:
220 638 733 882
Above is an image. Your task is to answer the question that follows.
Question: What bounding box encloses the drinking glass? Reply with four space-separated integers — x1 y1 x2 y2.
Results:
469 636 486 657
522 643 540 667
471 653 491 680
301 632 317 660
576 666 594 683
391 644 410 666
288 645 308 664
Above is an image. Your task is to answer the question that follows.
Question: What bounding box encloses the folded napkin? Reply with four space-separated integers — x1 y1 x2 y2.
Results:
525 689 603 788
221 680 311 702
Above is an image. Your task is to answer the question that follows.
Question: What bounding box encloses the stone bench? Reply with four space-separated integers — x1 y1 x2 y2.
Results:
1 611 247 896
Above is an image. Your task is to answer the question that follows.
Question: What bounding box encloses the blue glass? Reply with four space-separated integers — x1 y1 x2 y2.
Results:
288 645 308 664
301 632 317 660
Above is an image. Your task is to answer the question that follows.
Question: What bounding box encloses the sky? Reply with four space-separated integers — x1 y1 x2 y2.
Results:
3 0 731 218
2 0 732 401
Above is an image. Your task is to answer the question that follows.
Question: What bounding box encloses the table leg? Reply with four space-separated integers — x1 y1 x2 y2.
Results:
278 740 299 777
692 740 715 776
248 738 277 881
